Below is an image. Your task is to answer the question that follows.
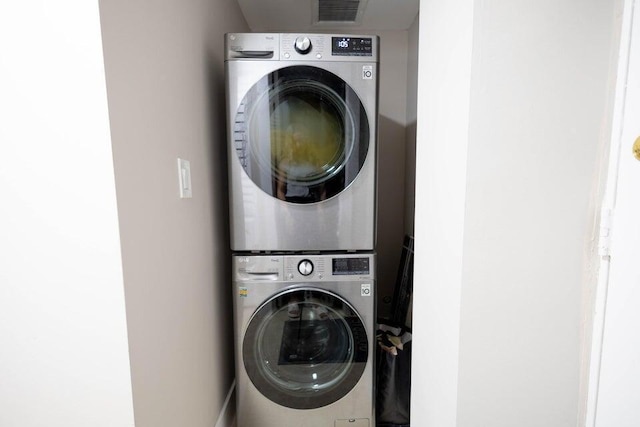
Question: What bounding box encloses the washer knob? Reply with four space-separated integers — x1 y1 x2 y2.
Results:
298 259 314 276
294 36 312 54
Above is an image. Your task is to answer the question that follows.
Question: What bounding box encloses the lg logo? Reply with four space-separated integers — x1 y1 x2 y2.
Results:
361 283 372 296
362 66 373 80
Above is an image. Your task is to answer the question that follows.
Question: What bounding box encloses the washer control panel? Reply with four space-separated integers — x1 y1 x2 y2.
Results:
283 254 374 282
233 254 375 282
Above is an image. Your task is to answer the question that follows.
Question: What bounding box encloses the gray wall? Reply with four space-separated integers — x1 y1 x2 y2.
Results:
99 0 248 425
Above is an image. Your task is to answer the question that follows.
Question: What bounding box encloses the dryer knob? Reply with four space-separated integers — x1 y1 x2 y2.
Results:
294 36 312 54
298 259 314 276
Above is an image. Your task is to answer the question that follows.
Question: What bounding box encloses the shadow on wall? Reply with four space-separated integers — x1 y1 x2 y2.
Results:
204 45 234 391
376 114 408 319
205 45 232 251
404 119 417 238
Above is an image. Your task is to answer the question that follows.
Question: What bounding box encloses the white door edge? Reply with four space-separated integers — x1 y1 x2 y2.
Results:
585 0 638 425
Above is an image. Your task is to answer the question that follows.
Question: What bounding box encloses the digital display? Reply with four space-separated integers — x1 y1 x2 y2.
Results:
331 37 373 56
332 257 370 275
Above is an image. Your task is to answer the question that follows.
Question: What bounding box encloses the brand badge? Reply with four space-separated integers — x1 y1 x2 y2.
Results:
362 65 373 80
361 283 372 296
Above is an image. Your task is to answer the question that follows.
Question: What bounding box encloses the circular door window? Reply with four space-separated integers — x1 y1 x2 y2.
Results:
242 288 369 409
234 66 370 204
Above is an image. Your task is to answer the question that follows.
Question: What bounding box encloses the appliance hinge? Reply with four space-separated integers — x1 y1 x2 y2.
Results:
598 207 615 257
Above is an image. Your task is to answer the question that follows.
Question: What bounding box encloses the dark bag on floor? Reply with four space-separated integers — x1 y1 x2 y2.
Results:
376 325 411 427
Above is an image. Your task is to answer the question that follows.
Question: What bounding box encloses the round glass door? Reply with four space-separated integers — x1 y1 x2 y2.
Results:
242 288 369 409
234 66 370 204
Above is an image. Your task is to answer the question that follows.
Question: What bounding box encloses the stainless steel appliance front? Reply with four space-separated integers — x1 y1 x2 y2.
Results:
225 33 379 251
233 253 375 427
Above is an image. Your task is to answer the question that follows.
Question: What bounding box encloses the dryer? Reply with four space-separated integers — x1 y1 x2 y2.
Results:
225 33 379 252
233 253 375 427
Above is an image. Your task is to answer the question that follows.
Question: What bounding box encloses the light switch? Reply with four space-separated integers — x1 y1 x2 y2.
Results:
177 158 192 198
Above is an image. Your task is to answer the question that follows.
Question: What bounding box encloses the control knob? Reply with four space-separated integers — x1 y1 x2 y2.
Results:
298 259 314 276
294 36 312 54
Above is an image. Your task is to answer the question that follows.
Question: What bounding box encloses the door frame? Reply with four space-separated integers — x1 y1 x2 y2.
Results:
585 0 638 424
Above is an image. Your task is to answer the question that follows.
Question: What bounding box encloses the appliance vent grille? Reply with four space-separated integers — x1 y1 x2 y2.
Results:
318 0 361 22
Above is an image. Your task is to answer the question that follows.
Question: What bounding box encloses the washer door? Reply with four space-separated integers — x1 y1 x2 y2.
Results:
234 65 370 204
242 288 369 409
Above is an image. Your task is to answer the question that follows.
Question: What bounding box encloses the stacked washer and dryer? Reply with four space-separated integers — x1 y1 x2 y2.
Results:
225 33 379 427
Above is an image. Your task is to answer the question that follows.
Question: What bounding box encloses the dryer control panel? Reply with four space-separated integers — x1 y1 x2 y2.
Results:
225 33 379 63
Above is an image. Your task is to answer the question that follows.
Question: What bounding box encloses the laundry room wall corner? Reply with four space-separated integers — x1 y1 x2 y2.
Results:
404 14 420 238
375 30 411 317
98 0 248 425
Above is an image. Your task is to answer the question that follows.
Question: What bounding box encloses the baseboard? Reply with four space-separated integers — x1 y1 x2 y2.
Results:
214 379 236 427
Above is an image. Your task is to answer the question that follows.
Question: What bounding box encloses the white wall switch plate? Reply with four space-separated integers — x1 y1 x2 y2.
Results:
177 158 192 198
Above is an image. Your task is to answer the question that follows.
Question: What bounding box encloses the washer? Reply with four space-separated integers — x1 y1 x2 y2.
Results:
233 253 375 427
225 33 379 252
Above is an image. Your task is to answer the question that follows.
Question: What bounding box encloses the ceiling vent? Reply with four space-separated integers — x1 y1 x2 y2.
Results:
314 0 367 25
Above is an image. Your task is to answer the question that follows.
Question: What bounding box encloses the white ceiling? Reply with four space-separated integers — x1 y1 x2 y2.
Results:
236 0 419 32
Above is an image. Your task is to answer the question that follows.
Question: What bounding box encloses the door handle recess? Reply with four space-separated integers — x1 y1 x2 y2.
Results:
239 271 279 280
231 50 274 59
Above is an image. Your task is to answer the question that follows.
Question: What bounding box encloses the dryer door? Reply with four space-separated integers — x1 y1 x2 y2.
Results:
234 65 370 204
242 288 369 409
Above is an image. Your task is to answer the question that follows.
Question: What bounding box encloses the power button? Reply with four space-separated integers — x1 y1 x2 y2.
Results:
298 259 314 276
